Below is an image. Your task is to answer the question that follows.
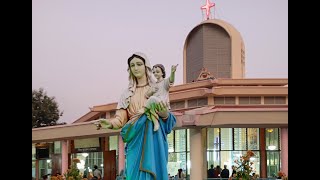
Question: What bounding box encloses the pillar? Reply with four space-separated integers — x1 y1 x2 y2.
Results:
190 128 204 180
35 160 39 180
280 128 288 176
61 140 68 174
118 136 125 174
259 128 267 178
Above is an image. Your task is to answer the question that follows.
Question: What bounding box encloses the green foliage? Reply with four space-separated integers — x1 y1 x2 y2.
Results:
63 159 82 180
32 88 64 128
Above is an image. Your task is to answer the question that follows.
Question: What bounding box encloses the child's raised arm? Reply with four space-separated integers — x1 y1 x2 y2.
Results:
169 64 178 83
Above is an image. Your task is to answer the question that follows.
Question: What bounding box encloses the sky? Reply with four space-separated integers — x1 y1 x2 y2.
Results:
32 0 288 124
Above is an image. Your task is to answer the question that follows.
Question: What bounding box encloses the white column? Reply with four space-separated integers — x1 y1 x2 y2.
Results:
61 140 68 174
190 128 204 180
118 136 125 174
280 128 288 176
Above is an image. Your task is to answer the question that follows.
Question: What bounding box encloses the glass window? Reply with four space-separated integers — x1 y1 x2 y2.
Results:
32 144 36 160
214 97 235 104
54 141 61 154
234 128 246 150
220 151 233 170
168 153 177 177
239 97 250 104
250 97 261 104
175 129 186 152
187 152 190 177
109 135 118 154
225 97 236 104
198 98 208 106
250 151 260 176
187 99 198 107
214 97 225 104
221 128 233 150
39 159 52 179
267 151 280 178
168 132 174 153
32 161 36 179
187 129 190 152
264 96 286 104
266 128 279 150
167 152 187 178
72 152 104 177
171 101 185 110
207 151 220 170
247 128 259 150
275 97 286 104
207 128 220 150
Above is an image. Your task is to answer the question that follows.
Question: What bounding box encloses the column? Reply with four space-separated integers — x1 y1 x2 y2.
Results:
35 160 39 180
118 136 125 174
280 128 288 176
61 140 68 175
259 128 267 178
190 128 204 180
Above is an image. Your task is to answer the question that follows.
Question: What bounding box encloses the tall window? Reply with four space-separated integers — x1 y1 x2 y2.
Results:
32 144 36 179
234 128 246 150
207 128 263 177
167 129 189 178
266 128 279 150
266 128 280 178
221 128 232 150
109 136 118 154
54 141 61 154
72 152 104 176
207 128 220 150
207 128 221 170
247 128 259 150
267 151 280 178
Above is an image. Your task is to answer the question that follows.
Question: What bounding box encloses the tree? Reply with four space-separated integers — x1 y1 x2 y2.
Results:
32 88 64 128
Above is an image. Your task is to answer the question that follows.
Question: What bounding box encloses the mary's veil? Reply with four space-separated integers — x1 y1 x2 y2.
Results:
117 52 156 109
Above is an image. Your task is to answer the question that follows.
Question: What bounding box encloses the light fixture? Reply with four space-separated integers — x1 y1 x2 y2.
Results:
268 145 276 150
266 128 274 133
82 153 89 157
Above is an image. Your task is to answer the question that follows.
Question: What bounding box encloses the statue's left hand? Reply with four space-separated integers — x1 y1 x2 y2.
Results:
156 101 169 119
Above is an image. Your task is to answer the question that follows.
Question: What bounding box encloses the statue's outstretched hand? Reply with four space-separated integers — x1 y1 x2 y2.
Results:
94 118 113 130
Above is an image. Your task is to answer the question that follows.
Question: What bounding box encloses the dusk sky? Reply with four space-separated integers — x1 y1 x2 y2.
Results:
32 0 288 124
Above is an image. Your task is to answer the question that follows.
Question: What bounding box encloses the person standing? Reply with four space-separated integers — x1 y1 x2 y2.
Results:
220 165 230 178
207 164 215 178
93 165 102 180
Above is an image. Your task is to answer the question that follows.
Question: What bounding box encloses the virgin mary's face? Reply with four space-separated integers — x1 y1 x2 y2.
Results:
129 57 146 79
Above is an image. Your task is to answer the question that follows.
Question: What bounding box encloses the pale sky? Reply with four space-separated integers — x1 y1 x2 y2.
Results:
32 0 288 124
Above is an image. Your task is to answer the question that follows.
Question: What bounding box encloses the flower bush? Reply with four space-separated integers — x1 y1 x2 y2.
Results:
63 158 82 180
278 171 288 180
234 150 255 180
